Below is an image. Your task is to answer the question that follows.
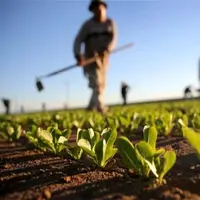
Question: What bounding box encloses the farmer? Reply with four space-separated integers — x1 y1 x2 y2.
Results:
2 98 10 115
73 0 117 113
184 86 192 99
121 82 130 105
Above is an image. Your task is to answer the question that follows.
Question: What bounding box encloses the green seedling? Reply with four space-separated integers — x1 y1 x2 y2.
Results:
0 122 22 142
25 124 70 154
154 113 174 136
178 119 200 160
58 128 83 160
77 128 118 168
116 125 176 184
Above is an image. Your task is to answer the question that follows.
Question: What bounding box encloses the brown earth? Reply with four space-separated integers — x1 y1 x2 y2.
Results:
0 136 200 200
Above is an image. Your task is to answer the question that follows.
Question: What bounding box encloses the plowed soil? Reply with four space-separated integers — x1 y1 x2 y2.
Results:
0 136 200 200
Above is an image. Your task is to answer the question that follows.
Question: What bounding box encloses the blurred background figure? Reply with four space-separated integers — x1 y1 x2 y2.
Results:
196 88 200 98
2 98 11 115
42 102 46 112
64 103 68 110
184 85 193 99
20 105 24 113
121 82 130 105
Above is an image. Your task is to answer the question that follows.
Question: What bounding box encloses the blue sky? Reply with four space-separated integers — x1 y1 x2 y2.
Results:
0 0 200 113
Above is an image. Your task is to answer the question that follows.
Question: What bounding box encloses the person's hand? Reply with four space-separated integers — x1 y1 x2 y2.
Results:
75 55 85 67
103 47 111 56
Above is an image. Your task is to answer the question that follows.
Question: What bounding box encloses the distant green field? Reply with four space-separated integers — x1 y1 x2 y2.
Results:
2 97 199 118
1 98 199 130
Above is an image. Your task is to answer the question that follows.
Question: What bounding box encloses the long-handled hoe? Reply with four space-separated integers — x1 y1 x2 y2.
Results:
35 43 134 92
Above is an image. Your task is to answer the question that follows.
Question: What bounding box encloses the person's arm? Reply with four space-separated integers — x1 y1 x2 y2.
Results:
107 19 117 52
73 21 88 63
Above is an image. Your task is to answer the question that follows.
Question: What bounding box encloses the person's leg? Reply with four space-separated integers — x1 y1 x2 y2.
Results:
124 93 127 105
87 72 105 113
96 88 107 113
122 94 125 105
95 61 109 114
86 70 97 111
87 89 96 110
86 67 107 113
86 54 109 113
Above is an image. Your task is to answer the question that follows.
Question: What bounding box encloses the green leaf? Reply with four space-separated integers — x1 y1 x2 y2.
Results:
155 119 164 133
77 129 90 142
106 116 118 129
15 125 22 140
77 138 95 157
51 128 62 144
91 129 100 151
182 114 188 127
159 150 176 182
118 115 129 127
115 136 142 171
7 127 14 136
154 157 162 173
143 126 158 151
57 144 65 153
58 136 68 144
103 129 117 162
88 128 95 139
38 136 56 153
135 141 155 160
37 128 53 143
67 146 83 160
31 124 37 135
192 114 200 130
95 139 106 167
143 158 158 178
154 148 165 158
182 127 200 158
62 129 71 140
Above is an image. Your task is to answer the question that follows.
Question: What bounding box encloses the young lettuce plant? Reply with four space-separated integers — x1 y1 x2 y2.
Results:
0 122 22 142
178 119 200 160
144 126 176 183
191 114 200 132
73 118 85 129
154 113 174 136
57 129 83 160
118 115 132 136
105 116 119 131
77 128 118 168
131 112 144 131
25 124 70 154
173 114 188 136
84 116 105 132
116 126 176 184
145 114 156 126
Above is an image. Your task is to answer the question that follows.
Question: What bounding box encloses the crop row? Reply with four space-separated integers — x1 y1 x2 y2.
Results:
0 109 199 187
1 107 200 141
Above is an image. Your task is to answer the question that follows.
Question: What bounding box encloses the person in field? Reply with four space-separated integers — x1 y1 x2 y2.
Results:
184 86 192 99
42 103 46 112
121 82 130 105
2 98 10 115
196 88 200 98
73 0 117 114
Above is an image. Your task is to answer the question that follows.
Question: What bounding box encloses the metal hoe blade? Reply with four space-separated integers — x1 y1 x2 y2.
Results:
36 78 44 92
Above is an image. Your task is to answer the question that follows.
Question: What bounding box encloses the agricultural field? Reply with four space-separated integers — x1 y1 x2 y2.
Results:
0 100 200 200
